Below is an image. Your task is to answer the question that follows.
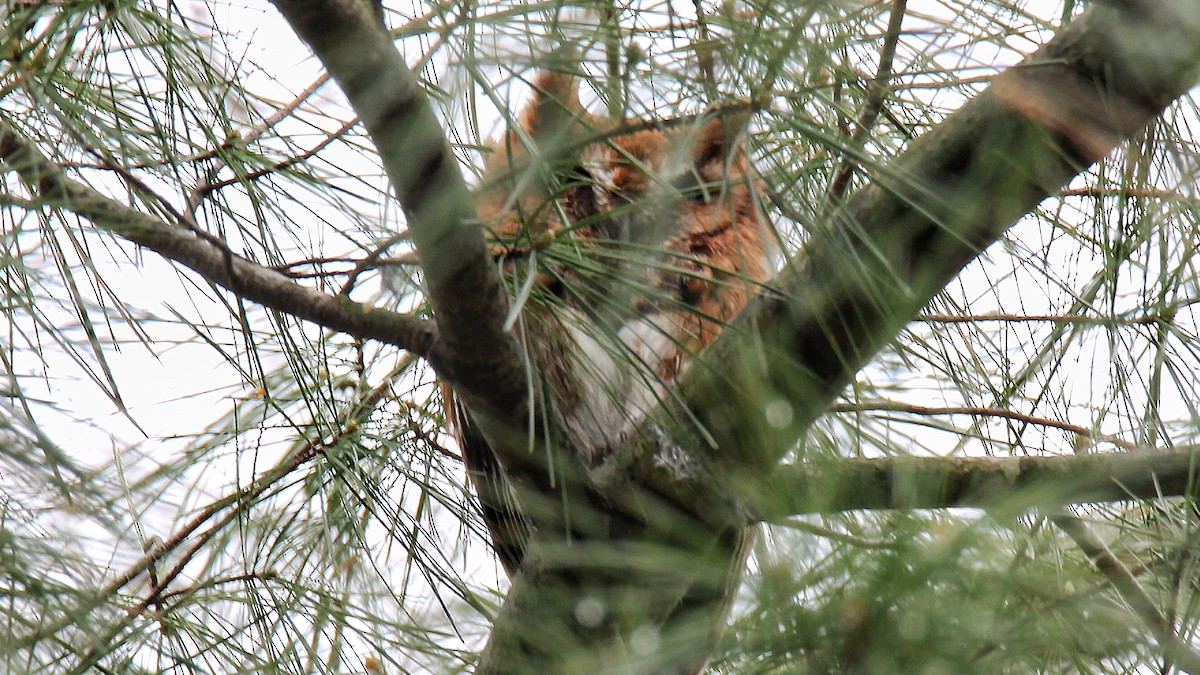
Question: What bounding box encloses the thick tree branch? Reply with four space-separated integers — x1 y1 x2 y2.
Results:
269 0 529 430
486 2 1200 671
267 6 582 612
257 1 1200 672
0 121 435 354
761 449 1200 517
611 0 1200 509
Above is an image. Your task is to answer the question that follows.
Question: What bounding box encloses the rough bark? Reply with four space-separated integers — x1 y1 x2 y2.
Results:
7 0 1200 671
268 0 1200 672
497 2 1200 671
271 0 529 432
762 448 1200 517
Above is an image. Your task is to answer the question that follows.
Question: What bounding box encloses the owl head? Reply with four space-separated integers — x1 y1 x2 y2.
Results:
475 72 765 270
471 70 773 457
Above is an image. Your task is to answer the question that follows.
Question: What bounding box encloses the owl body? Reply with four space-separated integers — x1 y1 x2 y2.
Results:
474 71 773 462
452 71 772 573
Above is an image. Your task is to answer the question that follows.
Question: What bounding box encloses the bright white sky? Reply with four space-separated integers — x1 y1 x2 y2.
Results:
11 0 1194 670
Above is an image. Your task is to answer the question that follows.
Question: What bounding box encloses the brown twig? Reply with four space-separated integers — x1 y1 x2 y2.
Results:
823 0 908 209
52 357 416 668
191 116 359 200
1059 186 1183 201
186 73 333 214
339 231 412 295
918 311 1179 326
828 400 1141 451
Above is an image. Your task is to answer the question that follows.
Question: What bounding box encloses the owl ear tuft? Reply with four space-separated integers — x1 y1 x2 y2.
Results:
521 71 585 143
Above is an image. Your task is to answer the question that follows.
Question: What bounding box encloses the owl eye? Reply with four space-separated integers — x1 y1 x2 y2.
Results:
556 165 617 236
564 165 593 189
671 172 714 203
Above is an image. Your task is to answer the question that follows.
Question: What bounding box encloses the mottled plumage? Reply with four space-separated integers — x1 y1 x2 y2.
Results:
448 71 773 574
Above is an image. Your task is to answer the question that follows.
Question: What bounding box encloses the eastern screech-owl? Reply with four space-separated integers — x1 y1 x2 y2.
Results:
449 70 773 572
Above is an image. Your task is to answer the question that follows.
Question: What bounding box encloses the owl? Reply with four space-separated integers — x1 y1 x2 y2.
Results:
447 70 773 573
